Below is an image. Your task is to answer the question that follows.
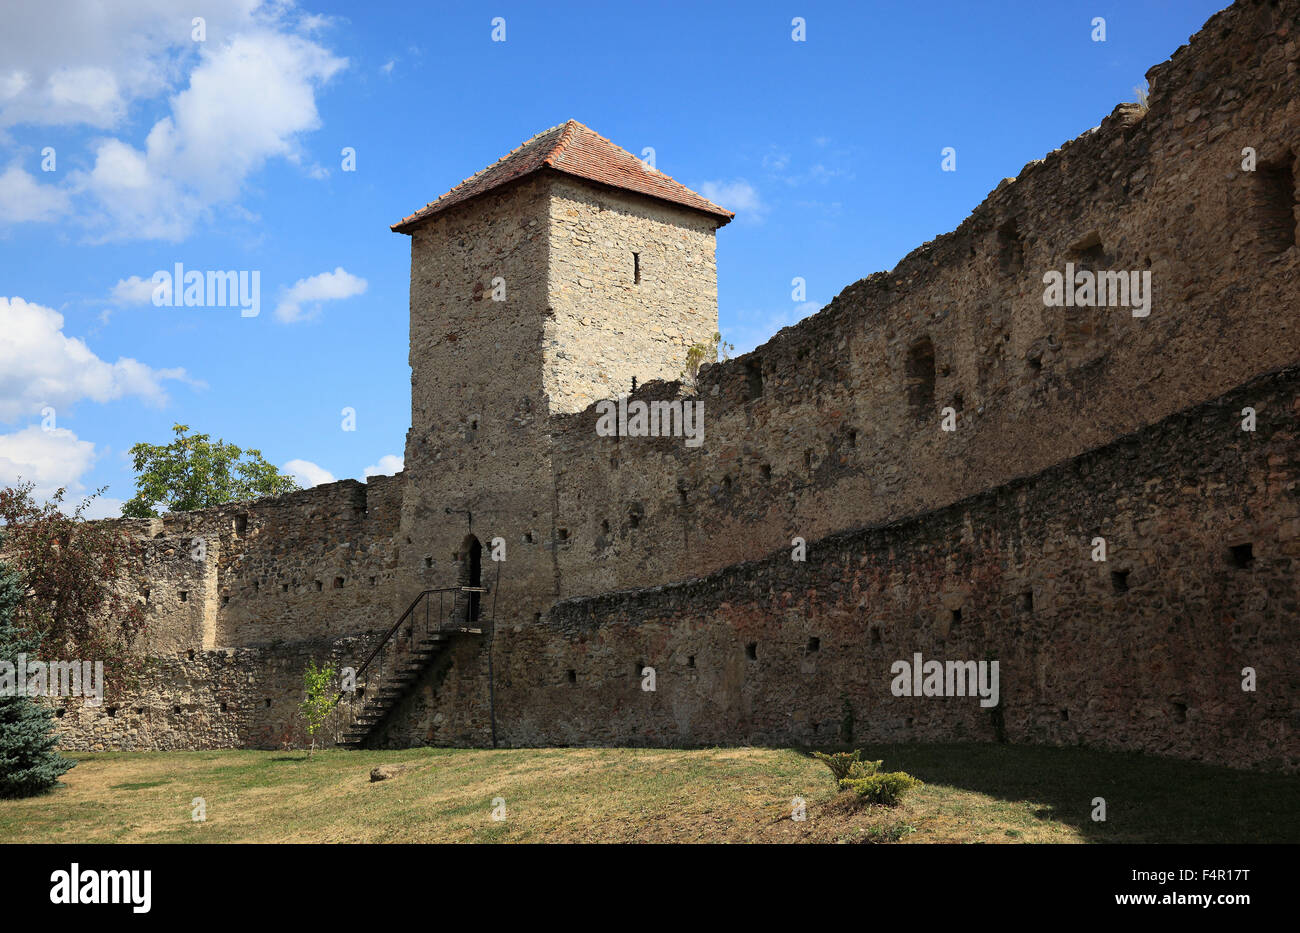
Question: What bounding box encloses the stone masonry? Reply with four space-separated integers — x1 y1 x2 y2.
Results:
45 0 1300 771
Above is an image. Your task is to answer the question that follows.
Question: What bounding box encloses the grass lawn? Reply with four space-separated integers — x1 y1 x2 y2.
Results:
1 743 1294 843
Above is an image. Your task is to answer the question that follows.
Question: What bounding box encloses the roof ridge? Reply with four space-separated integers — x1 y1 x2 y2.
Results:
392 121 734 232
545 119 581 167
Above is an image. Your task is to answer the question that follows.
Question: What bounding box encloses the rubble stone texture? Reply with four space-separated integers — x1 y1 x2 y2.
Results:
48 0 1300 771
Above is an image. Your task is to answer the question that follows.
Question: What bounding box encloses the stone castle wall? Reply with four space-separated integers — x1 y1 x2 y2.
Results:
397 365 1300 773
542 0 1299 603
42 0 1300 768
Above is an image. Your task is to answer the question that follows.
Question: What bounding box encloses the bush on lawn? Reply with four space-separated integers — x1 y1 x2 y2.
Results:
839 771 922 807
811 749 882 786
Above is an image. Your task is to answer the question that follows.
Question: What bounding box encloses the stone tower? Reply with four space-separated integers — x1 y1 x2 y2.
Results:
389 121 733 625
391 119 734 427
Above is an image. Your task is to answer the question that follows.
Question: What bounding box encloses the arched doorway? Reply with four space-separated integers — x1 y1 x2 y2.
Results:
456 535 482 624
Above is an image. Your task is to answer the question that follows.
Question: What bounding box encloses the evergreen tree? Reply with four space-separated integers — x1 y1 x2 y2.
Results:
0 561 74 798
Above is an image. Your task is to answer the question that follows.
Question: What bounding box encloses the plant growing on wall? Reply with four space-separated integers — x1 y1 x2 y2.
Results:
0 560 75 798
681 331 733 391
0 484 145 693
121 423 300 518
299 660 337 757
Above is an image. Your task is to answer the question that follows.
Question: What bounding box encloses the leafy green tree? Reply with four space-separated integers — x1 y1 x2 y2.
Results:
299 660 338 757
0 560 75 798
122 424 300 518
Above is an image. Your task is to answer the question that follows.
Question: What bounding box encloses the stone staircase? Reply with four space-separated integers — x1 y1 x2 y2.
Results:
335 585 486 749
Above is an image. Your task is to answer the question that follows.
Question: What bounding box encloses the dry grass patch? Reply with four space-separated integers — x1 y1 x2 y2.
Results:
0 743 1293 844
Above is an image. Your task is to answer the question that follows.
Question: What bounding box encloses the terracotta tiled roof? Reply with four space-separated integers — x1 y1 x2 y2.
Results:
391 120 734 233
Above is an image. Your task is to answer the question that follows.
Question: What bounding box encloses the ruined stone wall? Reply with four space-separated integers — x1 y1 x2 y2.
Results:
59 0 1300 766
48 632 387 751
543 0 1300 603
112 475 406 656
451 365 1295 772
545 176 721 414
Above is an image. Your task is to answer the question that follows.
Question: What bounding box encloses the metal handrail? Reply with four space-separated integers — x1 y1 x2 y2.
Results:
331 585 485 709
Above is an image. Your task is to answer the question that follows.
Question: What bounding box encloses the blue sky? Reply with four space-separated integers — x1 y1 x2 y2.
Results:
0 0 1227 516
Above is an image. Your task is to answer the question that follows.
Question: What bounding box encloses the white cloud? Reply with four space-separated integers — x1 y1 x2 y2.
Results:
364 454 403 478
0 423 124 516
697 179 765 222
0 424 96 501
283 458 334 488
274 267 367 323
0 2 346 241
0 164 72 223
109 275 157 305
76 494 124 520
0 296 189 421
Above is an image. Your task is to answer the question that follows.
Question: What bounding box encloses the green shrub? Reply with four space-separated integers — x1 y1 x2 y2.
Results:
839 771 922 807
811 750 882 787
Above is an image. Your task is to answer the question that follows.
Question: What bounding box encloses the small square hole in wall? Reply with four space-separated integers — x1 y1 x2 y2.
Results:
870 626 882 645
533 612 541 623
264 698 272 708
635 659 645 676
220 702 228 713
687 655 695 668
847 429 858 449
745 642 757 661
253 581 259 593
334 576 344 589
600 519 610 535
233 514 248 536
106 707 117 718
1171 701 1188 723
369 576 377 587
314 580 323 592
1018 590 1034 612
134 707 143 715
1111 570 1130 593
1228 543 1254 569
558 527 569 542
221 594 230 606
524 531 535 544
173 706 182 715
179 591 189 603
951 607 962 625
760 463 772 480
281 583 289 593
567 669 576 684
806 636 820 653
1060 708 1069 721
55 708 65 718
425 557 434 569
